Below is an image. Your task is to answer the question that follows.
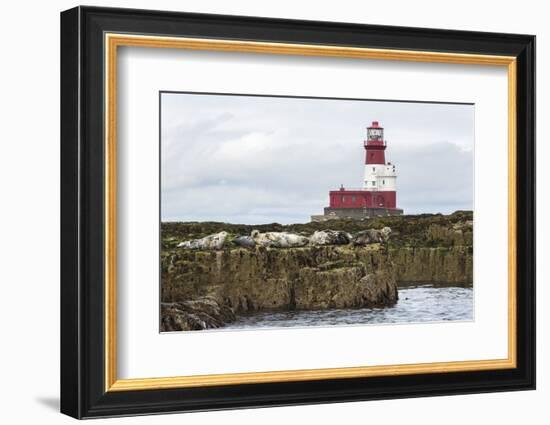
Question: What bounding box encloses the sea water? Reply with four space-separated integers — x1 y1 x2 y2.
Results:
224 285 473 330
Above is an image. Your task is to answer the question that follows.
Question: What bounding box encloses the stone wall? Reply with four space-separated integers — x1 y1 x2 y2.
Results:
311 207 404 222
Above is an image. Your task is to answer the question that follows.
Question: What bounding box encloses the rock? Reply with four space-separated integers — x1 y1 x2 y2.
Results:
160 297 236 331
160 212 474 328
232 235 256 249
427 222 472 247
163 244 399 316
359 271 399 306
251 230 309 248
352 227 392 245
309 230 352 246
293 265 398 310
389 246 472 286
177 231 228 250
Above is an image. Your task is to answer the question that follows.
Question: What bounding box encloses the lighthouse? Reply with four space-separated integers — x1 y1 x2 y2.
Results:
311 121 403 221
363 121 398 198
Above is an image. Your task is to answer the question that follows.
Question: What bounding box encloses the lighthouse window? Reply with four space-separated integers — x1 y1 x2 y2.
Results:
372 167 375 172
372 182 375 186
352 196 356 203
341 196 345 203
383 180 385 185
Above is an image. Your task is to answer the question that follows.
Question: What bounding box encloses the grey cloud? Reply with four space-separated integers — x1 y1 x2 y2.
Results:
161 93 474 224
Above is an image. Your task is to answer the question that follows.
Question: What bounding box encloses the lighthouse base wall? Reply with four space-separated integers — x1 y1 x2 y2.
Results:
311 207 404 222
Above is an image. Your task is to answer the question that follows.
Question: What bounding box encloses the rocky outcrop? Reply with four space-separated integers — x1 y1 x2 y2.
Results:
352 227 391 245
161 211 473 329
389 246 473 285
161 297 236 331
161 245 398 316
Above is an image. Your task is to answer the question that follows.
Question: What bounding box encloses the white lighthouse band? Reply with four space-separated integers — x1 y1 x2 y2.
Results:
363 163 397 191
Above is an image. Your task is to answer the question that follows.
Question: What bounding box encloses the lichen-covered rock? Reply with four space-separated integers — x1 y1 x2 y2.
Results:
389 246 472 285
309 230 352 246
426 223 472 247
293 266 397 310
352 227 391 245
359 271 399 306
160 297 236 331
177 231 228 250
162 244 399 317
161 211 473 251
160 211 473 329
251 230 309 248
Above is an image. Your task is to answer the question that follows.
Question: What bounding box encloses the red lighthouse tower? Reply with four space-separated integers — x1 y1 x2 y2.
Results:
312 121 403 221
364 121 386 165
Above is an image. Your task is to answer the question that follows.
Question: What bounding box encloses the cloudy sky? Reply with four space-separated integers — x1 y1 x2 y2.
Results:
161 92 474 224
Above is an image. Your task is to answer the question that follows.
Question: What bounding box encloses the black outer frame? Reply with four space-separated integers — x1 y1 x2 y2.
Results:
60 5 536 419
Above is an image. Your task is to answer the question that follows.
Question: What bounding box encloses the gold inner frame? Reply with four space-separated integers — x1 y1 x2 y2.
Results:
104 33 517 392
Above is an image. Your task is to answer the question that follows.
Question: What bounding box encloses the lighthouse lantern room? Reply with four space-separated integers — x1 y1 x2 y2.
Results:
312 121 403 221
363 121 398 194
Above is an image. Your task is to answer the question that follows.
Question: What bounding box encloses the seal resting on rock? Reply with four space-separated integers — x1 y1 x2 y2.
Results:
251 230 309 248
232 235 256 249
177 231 228 250
352 227 392 245
309 230 352 246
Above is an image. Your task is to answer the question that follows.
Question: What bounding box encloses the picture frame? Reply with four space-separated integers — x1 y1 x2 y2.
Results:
60 5 535 419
